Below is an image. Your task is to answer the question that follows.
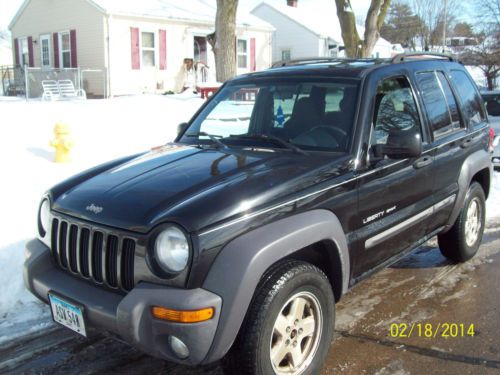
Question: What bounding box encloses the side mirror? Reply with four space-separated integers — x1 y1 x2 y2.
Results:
373 131 422 159
177 122 189 137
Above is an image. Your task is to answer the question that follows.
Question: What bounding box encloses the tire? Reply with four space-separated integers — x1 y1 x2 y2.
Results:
438 182 486 262
225 260 335 375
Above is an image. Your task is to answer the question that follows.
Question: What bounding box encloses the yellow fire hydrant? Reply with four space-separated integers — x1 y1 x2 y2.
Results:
50 123 74 163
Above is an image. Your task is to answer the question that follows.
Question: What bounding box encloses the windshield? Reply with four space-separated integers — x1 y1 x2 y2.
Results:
180 78 360 152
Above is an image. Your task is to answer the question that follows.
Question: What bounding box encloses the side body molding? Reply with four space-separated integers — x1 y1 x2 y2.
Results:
446 149 492 229
202 209 349 363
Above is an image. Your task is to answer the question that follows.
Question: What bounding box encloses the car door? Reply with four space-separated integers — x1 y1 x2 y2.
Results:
420 68 488 232
352 74 434 277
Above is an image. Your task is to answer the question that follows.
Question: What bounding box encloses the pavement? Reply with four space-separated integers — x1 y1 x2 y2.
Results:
1 220 500 375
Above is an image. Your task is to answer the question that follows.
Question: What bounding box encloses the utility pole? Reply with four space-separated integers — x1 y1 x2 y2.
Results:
442 0 447 52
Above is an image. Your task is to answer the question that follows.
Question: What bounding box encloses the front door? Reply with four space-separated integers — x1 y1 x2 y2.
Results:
353 75 434 276
40 34 51 68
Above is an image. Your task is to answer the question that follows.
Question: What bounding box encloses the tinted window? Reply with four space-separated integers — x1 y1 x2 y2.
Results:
450 70 485 125
416 71 459 137
482 94 500 117
372 77 421 145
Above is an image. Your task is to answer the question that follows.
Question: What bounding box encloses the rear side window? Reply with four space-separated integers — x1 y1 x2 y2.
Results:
416 71 460 137
449 70 485 126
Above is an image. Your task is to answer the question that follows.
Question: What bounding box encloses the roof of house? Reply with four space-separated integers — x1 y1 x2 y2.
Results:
251 1 392 47
10 0 274 31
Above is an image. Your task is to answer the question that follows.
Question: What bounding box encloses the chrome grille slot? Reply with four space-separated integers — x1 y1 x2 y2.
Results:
105 235 119 287
92 231 104 283
79 228 90 277
121 239 136 291
58 221 68 268
68 224 79 272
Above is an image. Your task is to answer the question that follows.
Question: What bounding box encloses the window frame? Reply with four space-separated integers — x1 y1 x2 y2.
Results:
17 37 29 67
237 38 249 72
415 70 464 140
40 34 52 68
140 30 157 69
368 74 426 152
448 69 486 129
58 31 71 68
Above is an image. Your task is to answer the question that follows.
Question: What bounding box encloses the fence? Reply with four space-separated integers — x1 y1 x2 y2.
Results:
0 66 108 100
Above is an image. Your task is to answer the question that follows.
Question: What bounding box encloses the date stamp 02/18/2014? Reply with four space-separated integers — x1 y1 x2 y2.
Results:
390 323 476 339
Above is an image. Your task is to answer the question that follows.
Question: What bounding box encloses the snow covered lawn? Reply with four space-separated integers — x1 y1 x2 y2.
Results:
0 93 204 344
0 93 499 345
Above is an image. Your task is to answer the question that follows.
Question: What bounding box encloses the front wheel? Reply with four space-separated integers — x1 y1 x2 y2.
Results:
226 260 335 375
438 182 486 262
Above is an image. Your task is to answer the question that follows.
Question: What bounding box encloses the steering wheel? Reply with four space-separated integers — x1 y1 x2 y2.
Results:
307 125 348 149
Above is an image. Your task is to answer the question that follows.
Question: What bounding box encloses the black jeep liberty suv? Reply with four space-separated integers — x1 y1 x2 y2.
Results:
25 54 494 375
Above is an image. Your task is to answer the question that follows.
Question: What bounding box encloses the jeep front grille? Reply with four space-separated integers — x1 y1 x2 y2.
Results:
50 217 136 292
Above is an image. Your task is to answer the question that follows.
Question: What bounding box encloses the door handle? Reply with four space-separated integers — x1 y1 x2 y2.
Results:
413 155 432 169
461 138 472 148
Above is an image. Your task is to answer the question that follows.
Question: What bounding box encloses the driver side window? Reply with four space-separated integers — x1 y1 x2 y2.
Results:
372 77 421 146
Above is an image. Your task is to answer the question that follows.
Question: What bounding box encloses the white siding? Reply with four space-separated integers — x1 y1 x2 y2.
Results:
108 15 272 96
10 0 106 95
251 3 320 62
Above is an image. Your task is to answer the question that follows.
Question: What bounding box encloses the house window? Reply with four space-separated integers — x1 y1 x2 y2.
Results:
18 37 29 66
237 39 248 69
281 49 291 61
141 31 155 67
40 34 51 68
59 31 71 68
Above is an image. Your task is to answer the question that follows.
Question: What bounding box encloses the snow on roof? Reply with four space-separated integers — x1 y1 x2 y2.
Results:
89 0 273 30
252 1 391 46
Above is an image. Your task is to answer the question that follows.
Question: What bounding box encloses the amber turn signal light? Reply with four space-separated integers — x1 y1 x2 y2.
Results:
151 306 214 323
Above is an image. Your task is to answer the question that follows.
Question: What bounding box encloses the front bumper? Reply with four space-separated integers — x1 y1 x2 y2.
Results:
24 239 222 365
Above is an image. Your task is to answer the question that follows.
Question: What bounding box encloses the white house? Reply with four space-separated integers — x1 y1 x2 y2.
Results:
251 1 394 62
9 0 274 97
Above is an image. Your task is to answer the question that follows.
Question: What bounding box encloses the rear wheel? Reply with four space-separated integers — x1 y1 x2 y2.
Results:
226 260 335 375
438 182 486 262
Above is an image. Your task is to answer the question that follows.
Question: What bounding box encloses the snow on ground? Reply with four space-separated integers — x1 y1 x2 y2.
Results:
0 93 499 345
0 93 204 344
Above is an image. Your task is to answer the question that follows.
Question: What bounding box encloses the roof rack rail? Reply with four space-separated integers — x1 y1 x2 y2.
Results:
271 57 386 68
391 52 457 63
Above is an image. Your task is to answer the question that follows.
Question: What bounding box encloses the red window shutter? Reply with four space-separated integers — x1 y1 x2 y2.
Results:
159 29 167 70
27 36 34 67
131 27 140 70
70 29 78 67
14 38 19 66
53 33 60 68
250 38 256 71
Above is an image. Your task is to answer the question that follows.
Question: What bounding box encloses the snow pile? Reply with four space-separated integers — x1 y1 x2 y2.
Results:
0 93 204 343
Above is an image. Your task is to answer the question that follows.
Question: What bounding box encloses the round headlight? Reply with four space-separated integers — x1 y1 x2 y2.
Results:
154 226 190 273
39 199 51 237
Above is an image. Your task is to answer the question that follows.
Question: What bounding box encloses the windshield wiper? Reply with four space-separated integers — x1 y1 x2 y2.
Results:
230 134 307 155
185 132 227 149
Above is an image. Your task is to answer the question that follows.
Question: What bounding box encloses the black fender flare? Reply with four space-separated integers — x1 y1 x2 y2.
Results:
446 149 492 229
201 209 349 363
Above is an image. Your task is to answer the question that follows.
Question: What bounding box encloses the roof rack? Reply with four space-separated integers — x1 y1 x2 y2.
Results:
271 57 387 68
391 52 457 63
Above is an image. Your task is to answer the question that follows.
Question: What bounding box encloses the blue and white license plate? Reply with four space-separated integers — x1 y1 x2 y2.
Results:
48 293 87 337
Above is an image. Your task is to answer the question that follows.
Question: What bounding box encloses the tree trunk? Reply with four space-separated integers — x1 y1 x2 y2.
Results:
213 0 239 82
335 0 362 57
335 0 391 58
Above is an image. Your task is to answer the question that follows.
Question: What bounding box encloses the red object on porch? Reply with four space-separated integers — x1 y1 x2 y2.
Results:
159 29 167 70
131 27 140 70
70 30 78 67
197 85 220 99
14 38 19 65
27 36 34 67
53 33 60 68
250 38 256 72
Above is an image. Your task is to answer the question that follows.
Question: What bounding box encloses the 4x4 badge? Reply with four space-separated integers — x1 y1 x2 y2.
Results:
86 203 103 214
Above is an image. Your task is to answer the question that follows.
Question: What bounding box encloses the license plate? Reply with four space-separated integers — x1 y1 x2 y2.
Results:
48 293 87 337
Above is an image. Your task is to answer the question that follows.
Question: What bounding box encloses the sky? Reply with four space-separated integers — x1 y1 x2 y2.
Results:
0 0 473 31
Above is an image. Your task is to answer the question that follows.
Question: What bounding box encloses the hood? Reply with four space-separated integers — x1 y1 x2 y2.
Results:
52 144 347 233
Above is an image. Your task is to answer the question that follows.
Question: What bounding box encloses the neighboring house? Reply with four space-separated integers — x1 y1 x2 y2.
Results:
9 0 274 96
251 1 394 62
